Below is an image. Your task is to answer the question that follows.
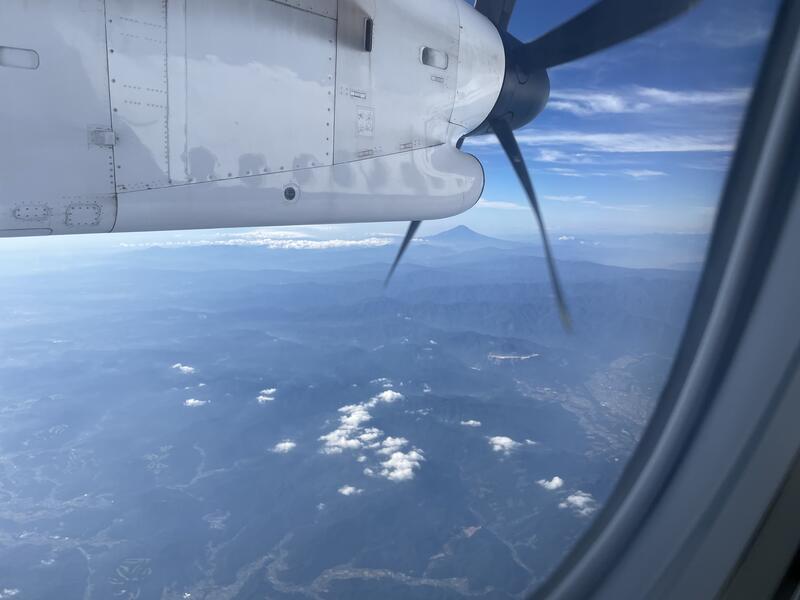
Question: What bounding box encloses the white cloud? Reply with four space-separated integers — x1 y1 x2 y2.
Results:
537 476 565 491
172 363 196 375
547 87 750 117
379 449 425 482
527 131 734 153
319 427 365 455
0 590 20 599
272 440 296 454
549 90 649 116
234 229 310 240
525 439 538 446
488 436 522 455
559 491 598 517
257 388 277 404
320 389 423 481
621 169 667 179
544 195 589 203
338 485 363 496
319 402 379 455
365 390 404 407
476 198 527 211
545 167 586 177
339 404 373 428
122 237 393 250
377 436 408 455
460 420 482 427
370 377 393 388
534 149 598 164
635 87 749 106
469 131 735 153
183 399 208 408
358 428 383 445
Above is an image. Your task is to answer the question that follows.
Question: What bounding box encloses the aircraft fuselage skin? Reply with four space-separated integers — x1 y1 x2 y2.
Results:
0 0 505 237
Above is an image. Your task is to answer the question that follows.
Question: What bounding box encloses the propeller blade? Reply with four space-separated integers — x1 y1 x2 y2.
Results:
473 0 517 32
517 0 700 70
384 221 422 288
490 118 572 331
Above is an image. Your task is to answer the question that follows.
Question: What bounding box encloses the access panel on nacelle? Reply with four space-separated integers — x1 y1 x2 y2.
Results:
333 0 461 163
107 0 337 191
0 0 117 236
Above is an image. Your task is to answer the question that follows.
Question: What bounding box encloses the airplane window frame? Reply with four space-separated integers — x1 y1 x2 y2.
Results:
533 0 800 597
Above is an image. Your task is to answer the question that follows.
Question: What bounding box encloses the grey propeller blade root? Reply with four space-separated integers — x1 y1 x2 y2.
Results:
473 0 517 31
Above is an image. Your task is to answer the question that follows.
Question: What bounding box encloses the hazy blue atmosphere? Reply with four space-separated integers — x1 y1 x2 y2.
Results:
0 0 779 598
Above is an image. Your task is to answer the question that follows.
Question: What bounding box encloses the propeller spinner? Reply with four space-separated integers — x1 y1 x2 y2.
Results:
385 0 702 331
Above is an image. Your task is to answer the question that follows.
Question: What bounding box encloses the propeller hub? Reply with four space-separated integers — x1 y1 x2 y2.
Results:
468 33 551 138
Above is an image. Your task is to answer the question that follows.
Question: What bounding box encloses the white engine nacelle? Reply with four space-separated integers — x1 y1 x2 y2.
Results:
0 0 504 237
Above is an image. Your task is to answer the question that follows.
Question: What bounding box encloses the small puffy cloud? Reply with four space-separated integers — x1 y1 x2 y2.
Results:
461 420 482 427
319 406 380 455
272 440 296 454
358 428 383 445
537 476 564 491
172 363 196 374
377 436 408 455
257 388 277 404
559 491 598 517
319 428 363 454
365 390 404 407
525 439 538 446
356 455 368 463
339 404 372 428
183 399 208 408
488 436 521 455
0 591 20 599
380 449 425 482
338 485 363 496
370 377 393 388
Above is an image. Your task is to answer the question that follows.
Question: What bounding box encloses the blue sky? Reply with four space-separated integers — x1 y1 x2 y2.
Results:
2 0 780 256
453 0 780 237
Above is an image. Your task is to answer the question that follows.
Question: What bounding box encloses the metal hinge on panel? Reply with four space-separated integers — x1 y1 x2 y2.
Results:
88 126 116 148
